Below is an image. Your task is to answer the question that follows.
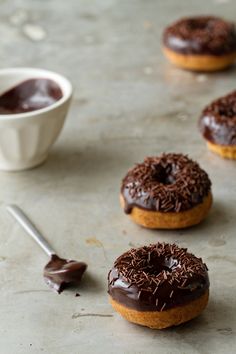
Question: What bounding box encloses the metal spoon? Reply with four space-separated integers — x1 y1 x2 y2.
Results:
7 204 87 293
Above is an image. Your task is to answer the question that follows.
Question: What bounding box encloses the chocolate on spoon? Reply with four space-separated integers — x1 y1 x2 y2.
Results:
7 205 87 293
44 254 87 293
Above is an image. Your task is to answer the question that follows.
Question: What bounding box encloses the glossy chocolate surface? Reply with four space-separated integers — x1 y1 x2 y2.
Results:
163 16 236 55
200 90 236 146
121 154 211 214
108 243 209 312
44 254 87 293
0 78 63 114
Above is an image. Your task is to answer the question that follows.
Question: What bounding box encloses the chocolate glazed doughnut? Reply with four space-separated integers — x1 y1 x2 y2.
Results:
120 153 212 229
199 90 236 159
108 243 209 329
162 16 236 71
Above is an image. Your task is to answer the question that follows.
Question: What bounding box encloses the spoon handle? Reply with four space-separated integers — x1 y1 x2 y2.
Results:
7 204 56 257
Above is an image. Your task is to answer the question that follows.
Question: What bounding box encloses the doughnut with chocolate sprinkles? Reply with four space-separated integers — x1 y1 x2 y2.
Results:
120 153 212 229
199 90 236 159
162 16 236 71
108 243 209 329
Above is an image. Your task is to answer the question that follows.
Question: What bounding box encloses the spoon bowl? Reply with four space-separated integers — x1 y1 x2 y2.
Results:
7 205 87 294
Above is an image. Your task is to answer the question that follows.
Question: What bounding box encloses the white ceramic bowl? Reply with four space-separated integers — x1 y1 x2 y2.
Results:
0 68 72 171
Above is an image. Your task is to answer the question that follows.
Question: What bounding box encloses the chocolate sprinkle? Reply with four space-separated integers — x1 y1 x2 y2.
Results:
200 90 236 146
108 243 209 312
163 16 236 55
121 153 211 214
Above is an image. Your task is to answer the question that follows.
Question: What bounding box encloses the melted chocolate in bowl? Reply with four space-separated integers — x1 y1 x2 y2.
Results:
0 78 63 114
44 255 87 293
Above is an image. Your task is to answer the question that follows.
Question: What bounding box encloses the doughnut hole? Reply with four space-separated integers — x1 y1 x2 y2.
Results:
144 253 179 276
151 163 176 185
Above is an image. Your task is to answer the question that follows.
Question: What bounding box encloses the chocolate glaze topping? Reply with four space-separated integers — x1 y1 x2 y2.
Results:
199 90 236 146
44 255 87 294
121 153 211 214
108 243 209 312
163 16 236 55
0 78 63 114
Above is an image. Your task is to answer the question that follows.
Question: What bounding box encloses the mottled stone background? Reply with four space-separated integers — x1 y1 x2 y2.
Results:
0 0 235 353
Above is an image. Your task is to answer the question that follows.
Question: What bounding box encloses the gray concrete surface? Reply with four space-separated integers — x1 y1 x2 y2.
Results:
0 0 236 353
